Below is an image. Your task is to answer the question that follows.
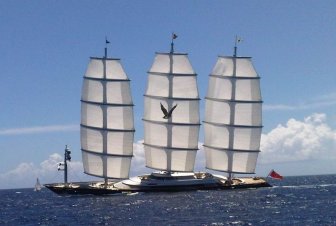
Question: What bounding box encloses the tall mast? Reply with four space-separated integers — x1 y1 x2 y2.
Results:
167 33 177 173
63 145 71 186
103 38 109 186
228 36 240 181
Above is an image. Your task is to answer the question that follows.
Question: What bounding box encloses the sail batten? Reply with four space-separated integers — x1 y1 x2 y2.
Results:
81 124 135 132
83 77 131 82
144 94 200 101
82 149 133 157
144 143 199 151
84 171 130 180
143 118 201 126
81 100 134 107
204 55 262 174
144 52 200 172
203 144 260 153
209 74 260 80
203 121 262 128
205 167 258 174
149 71 197 77
205 97 262 104
81 56 134 179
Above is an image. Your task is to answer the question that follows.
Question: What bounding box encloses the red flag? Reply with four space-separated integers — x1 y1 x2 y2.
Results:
268 170 283 179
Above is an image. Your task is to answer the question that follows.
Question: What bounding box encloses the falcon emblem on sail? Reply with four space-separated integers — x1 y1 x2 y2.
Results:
160 103 177 119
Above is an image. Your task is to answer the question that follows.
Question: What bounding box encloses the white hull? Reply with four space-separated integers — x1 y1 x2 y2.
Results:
113 172 270 192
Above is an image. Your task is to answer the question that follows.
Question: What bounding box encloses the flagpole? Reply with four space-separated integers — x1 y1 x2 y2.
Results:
105 36 108 58
170 33 174 53
234 35 238 57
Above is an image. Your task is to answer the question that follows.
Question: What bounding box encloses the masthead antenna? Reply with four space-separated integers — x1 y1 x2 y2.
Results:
105 36 110 58
234 35 242 57
170 33 178 53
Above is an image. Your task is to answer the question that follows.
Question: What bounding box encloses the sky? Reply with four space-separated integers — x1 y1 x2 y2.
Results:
1 0 335 189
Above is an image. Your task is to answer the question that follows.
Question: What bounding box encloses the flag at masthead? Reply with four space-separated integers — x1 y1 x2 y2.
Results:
105 37 110 58
170 33 178 53
233 35 242 57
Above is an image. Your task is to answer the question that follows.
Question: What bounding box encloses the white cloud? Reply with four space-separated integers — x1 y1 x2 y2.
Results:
260 113 336 164
264 92 336 111
0 124 79 136
0 153 85 189
0 140 209 189
129 140 150 176
2 114 335 189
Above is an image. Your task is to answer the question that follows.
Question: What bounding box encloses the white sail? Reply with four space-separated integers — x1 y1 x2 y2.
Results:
34 178 41 191
204 56 262 174
81 57 135 179
143 53 200 172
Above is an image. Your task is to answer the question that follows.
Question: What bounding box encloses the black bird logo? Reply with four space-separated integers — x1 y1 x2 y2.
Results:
160 103 178 119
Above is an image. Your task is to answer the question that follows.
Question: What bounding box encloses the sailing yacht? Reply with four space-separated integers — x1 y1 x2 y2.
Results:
34 178 42 192
44 36 270 195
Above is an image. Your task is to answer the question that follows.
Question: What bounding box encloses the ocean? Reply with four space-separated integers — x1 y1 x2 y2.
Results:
1 174 335 225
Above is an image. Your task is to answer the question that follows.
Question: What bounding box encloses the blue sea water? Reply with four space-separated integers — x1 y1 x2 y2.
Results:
1 175 335 226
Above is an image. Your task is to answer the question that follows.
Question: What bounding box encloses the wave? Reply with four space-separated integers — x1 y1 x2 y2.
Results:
272 183 336 189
